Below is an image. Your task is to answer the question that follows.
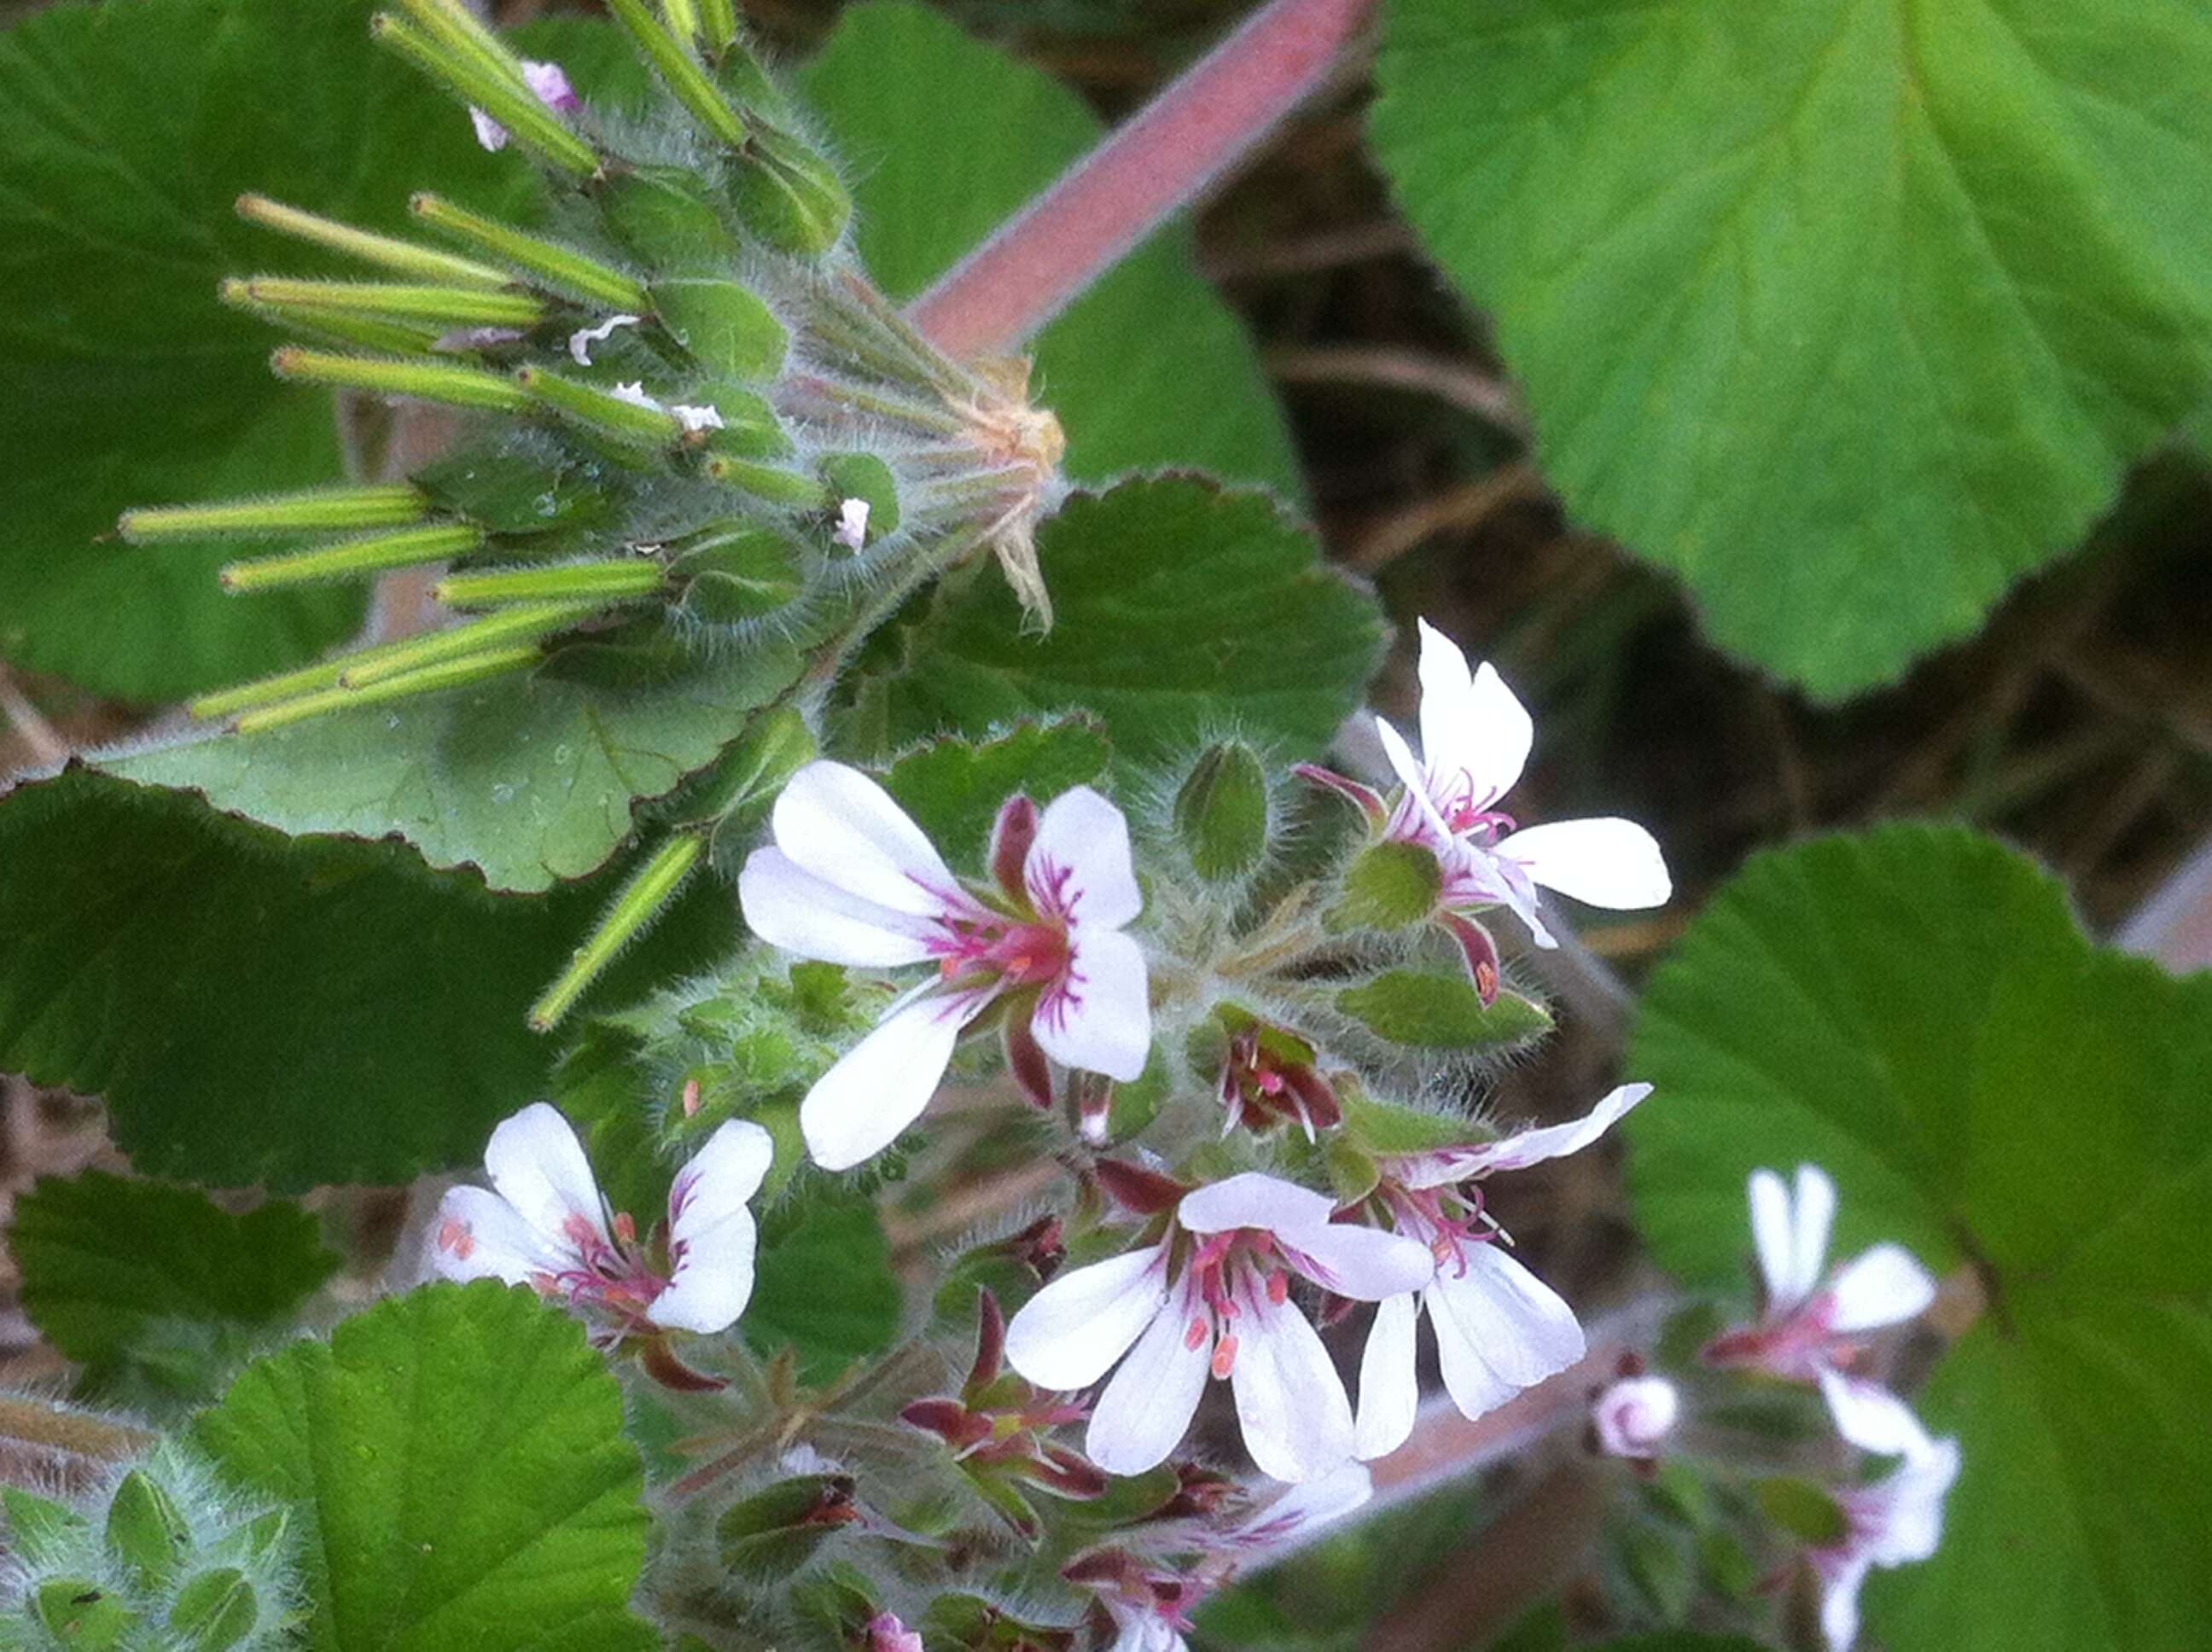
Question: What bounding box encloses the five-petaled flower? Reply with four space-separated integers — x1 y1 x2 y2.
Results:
1703 1163 1936 1384
469 59 580 153
1004 1172 1432 1483
429 1102 771 1339
1353 1083 1653 1459
740 760 1152 1171
1805 1372 1960 1650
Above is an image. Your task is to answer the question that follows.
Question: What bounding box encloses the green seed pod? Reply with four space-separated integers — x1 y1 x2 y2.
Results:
1173 742 1271 881
1328 839 1443 930
816 452 899 543
595 164 741 269
166 1567 259 1652
33 1579 137 1649
672 523 806 625
727 125 850 256
716 1473 857 1576
650 277 789 380
105 1469 192 1591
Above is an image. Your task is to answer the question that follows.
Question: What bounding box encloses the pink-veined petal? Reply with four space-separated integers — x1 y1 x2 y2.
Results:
1224 1462 1376 1550
1790 1163 1839 1306
1425 1243 1585 1392
1415 620 1532 809
1818 1553 1871 1652
1004 1244 1170 1392
1498 817 1671 910
1031 927 1151 1081
1748 1167 1800 1309
738 847 937 967
1375 715 1451 841
1288 1222 1435 1301
1084 1281 1210 1475
1027 785 1142 929
1394 1083 1654 1185
1818 1370 1931 1459
800 992 975 1171
1353 1292 1421 1460
1825 1242 1936 1333
428 1185 564 1287
653 1119 775 1330
771 760 958 920
1228 1276 1355 1483
1179 1171 1335 1237
482 1102 608 1252
1426 1278 1520 1422
1866 1437 1959 1565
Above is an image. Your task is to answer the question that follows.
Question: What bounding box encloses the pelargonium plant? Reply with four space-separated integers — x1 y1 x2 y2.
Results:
8 1 2101 1649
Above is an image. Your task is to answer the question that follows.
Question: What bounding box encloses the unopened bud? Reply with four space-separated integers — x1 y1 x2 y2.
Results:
35 1578 137 1647
596 163 740 268
1174 742 1271 881
1591 1375 1679 1461
716 1473 859 1574
105 1470 190 1590
1336 968 1551 1050
166 1567 259 1652
729 125 850 255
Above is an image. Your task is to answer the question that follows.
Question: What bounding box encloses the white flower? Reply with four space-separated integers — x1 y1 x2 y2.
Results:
1353 1084 1652 1460
740 761 1152 1171
469 58 580 153
833 497 871 551
429 1102 771 1337
1374 620 1670 947
1004 1173 1432 1483
1214 1462 1373 1552
1704 1164 1936 1383
669 402 725 433
609 381 658 410
1592 1374 1680 1459
568 313 642 366
1807 1375 1959 1650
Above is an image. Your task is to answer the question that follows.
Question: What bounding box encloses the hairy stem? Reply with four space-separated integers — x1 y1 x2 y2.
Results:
907 0 1382 358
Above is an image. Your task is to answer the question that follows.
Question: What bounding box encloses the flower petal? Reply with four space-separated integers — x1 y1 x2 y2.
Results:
1178 1171 1335 1237
1031 926 1151 1081
1426 1280 1520 1422
1026 785 1143 930
1748 1166 1799 1309
1085 1281 1210 1476
1416 620 1532 808
1498 817 1671 910
1287 1222 1435 1301
738 847 937 967
482 1102 608 1251
800 992 974 1171
1375 715 1452 841
1818 1370 1931 1459
1790 1162 1838 1306
1394 1083 1654 1185
1229 1276 1356 1482
1225 1462 1375 1549
1818 1552 1871 1652
1868 1437 1960 1565
771 760 958 920
428 1185 563 1287
1004 1244 1170 1391
651 1127 769 1335
1425 1243 1585 1392
469 108 509 152
1825 1242 1936 1333
1353 1292 1421 1460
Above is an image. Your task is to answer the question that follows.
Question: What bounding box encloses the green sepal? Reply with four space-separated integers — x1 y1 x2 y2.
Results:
694 385 793 459
816 452 900 543
671 523 806 625
1324 1134 1382 1205
1755 1476 1850 1548
1336 969 1551 1050
650 277 789 380
920 1592 1075 1652
715 1473 854 1575
3 1487 90 1568
104 1469 191 1591
595 163 741 269
33 1579 137 1649
727 125 851 256
1336 1078 1491 1156
1328 840 1442 931
661 704 818 832
1174 742 1271 881
166 1568 258 1652
411 444 618 535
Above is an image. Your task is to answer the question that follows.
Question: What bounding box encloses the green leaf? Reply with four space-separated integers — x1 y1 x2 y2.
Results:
1625 824 2212 1651
1336 969 1550 1050
845 479 1383 768
101 642 802 893
882 719 1112 871
1371 0 2212 698
0 768 736 1190
11 1172 338 1399
192 1282 655 1650
744 1191 901 1387
795 0 1303 498
0 0 622 702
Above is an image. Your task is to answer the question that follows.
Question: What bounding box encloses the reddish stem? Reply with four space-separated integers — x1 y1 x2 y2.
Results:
907 0 1382 358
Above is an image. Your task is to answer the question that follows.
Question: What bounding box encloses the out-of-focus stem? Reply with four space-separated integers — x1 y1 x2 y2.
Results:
906 0 1381 358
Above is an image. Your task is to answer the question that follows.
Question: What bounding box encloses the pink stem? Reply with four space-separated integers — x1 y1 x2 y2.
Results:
906 0 1382 359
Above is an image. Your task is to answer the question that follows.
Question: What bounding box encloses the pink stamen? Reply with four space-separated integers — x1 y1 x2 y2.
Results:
436 1218 475 1260
1210 1332 1238 1379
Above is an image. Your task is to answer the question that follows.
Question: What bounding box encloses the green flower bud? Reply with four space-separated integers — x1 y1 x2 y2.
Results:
2 1487 89 1568
728 125 850 256
104 1469 191 1591
1328 840 1443 931
715 1473 858 1575
33 1579 137 1649
596 164 741 269
166 1568 259 1652
650 278 789 380
1173 742 1271 881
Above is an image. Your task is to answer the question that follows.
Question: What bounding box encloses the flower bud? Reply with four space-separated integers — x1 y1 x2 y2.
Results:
1173 742 1271 881
166 1567 258 1652
715 1473 859 1574
1336 968 1551 1051
1591 1374 1680 1461
34 1577 138 1647
672 523 806 625
105 1469 191 1590
728 125 851 256
596 164 741 268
